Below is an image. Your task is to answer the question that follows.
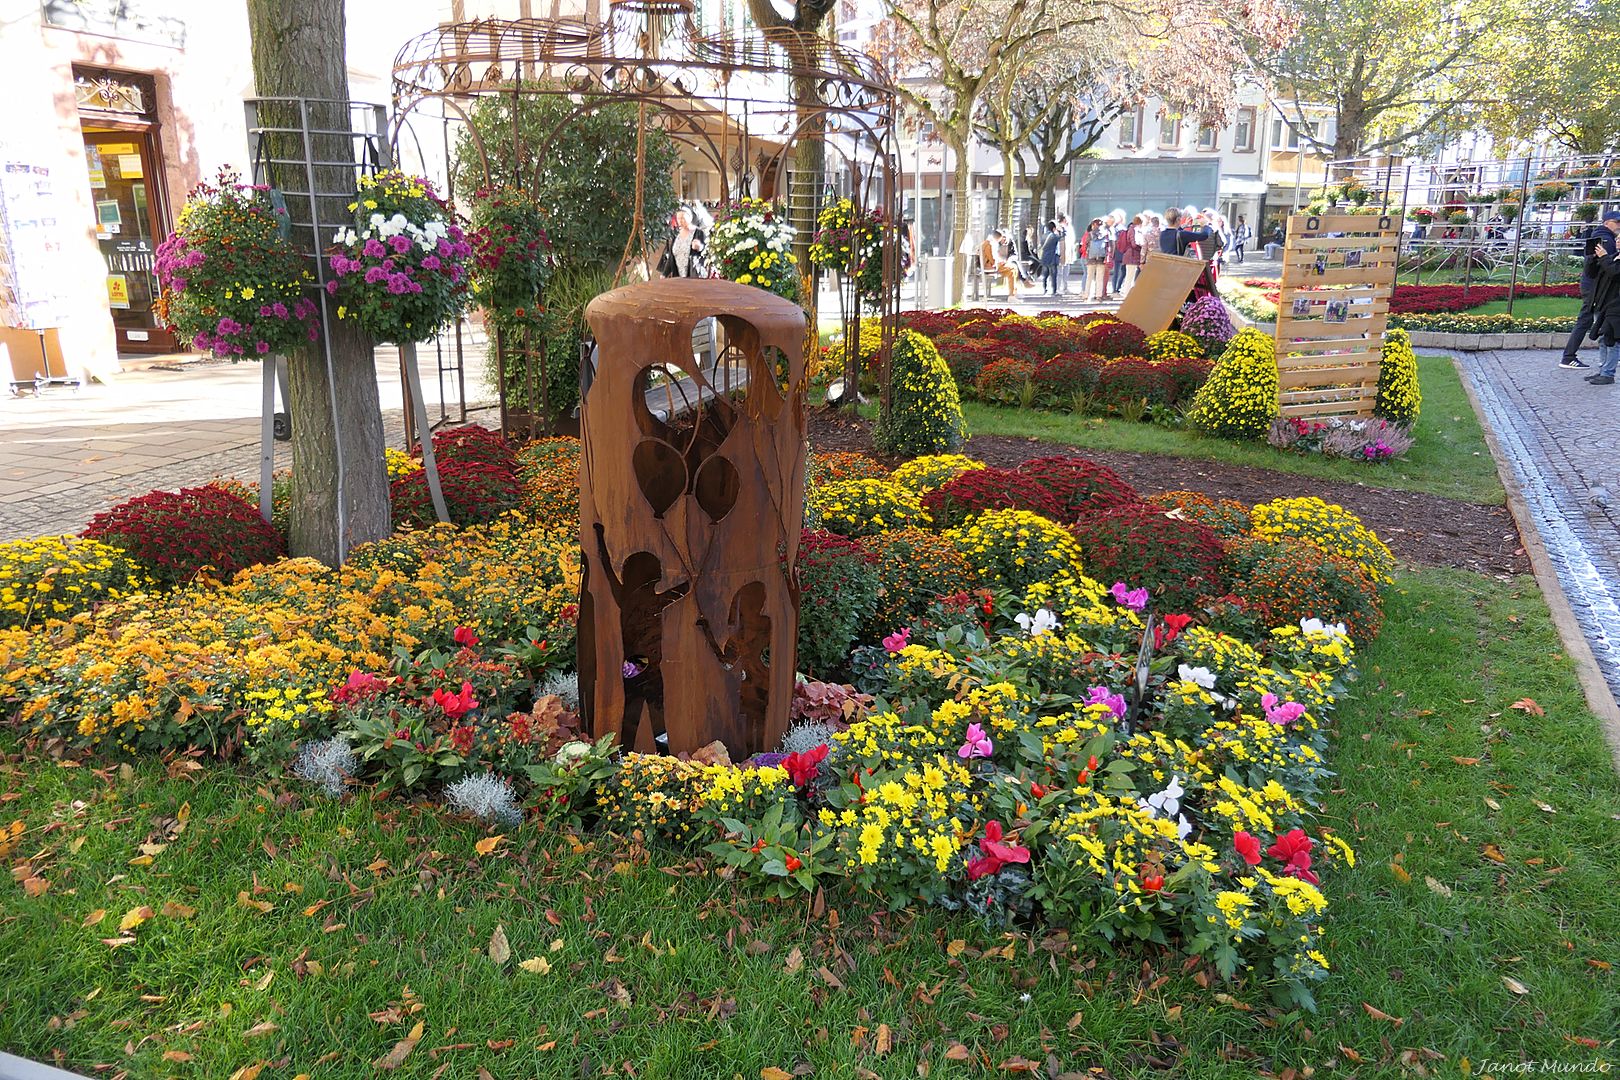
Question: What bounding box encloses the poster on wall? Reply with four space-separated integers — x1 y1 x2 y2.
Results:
85 146 105 189
0 163 70 331
106 274 129 309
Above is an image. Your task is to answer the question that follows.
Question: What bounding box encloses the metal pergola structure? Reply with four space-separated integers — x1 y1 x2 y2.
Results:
1327 152 1620 312
388 0 905 436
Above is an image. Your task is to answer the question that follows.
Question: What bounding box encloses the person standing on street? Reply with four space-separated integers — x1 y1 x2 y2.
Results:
1056 212 1076 294
1040 220 1062 295
1583 230 1620 383
1561 210 1620 369
1233 215 1252 263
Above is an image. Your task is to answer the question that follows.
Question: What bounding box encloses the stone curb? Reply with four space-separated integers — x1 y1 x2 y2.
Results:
1409 331 1568 351
0 1051 92 1079
1452 352 1620 773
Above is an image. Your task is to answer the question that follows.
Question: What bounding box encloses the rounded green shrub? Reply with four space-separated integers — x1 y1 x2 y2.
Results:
873 329 968 457
1188 327 1279 440
1373 328 1421 426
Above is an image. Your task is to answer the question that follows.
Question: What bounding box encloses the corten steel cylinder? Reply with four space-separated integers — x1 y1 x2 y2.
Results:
578 278 808 758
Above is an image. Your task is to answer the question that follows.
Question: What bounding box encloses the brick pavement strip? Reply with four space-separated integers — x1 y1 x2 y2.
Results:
0 408 432 541
1454 348 1620 704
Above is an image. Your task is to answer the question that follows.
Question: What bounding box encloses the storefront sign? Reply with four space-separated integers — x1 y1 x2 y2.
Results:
95 199 121 230
106 274 130 309
115 154 143 179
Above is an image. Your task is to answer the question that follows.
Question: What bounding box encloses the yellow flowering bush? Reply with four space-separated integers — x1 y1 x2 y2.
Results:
888 453 984 496
0 535 154 629
385 447 423 479
945 508 1086 592
872 330 968 458
1250 496 1396 586
1373 327 1422 425
812 479 925 538
1188 327 1279 440
1145 329 1204 361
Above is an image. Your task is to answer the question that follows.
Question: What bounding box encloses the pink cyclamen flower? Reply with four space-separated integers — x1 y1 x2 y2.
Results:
1261 692 1306 727
958 722 993 760
1110 582 1149 612
881 627 910 653
1086 685 1127 719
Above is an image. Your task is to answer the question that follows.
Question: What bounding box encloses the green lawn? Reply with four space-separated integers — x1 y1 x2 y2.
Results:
1465 295 1581 319
948 354 1505 505
2 569 1615 1077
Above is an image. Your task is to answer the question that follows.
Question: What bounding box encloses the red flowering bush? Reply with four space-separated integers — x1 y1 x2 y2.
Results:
988 320 1073 360
1158 357 1216 405
934 335 1008 388
81 485 286 586
1069 503 1225 610
426 424 516 472
1219 535 1384 641
1031 352 1106 405
1145 490 1253 538
1087 320 1147 358
391 461 522 529
974 357 1036 403
921 467 1063 528
1014 456 1139 520
1095 358 1174 410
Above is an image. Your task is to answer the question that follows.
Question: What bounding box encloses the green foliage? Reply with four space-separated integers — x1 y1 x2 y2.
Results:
795 530 880 677
1374 328 1423 425
1188 327 1279 441
454 92 679 274
873 330 968 457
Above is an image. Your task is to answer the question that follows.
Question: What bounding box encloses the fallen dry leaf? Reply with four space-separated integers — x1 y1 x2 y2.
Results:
1484 797 1503 811
226 1063 265 1080
82 909 107 927
1481 843 1507 864
488 925 510 966
1361 1002 1404 1026
761 1069 794 1080
243 1020 280 1039
946 939 967 958
237 891 273 913
783 946 803 974
1424 876 1453 898
374 1019 425 1070
1502 975 1530 996
118 906 155 932
944 1044 971 1061
161 901 197 919
875 1023 893 1054
518 956 552 975
474 835 505 857
817 965 844 991
1509 698 1544 716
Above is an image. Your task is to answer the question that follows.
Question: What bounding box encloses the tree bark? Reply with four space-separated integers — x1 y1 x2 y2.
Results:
246 0 391 565
949 132 971 306
998 146 1015 231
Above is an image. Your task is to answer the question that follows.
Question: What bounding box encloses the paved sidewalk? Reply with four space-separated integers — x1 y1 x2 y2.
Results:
1454 347 1620 701
0 346 494 541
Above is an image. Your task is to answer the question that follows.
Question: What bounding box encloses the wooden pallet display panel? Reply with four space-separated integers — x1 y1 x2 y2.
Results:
1273 211 1398 418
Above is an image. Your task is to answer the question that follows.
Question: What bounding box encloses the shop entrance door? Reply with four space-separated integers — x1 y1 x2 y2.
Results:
76 68 175 355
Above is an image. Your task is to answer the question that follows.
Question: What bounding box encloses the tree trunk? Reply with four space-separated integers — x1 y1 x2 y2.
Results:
246 0 391 564
999 146 1015 231
949 136 971 306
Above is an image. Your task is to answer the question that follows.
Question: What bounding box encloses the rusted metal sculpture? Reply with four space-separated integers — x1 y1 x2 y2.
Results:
577 278 807 757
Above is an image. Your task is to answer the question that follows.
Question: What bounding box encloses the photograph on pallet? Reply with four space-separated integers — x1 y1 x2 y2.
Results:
1273 213 1398 418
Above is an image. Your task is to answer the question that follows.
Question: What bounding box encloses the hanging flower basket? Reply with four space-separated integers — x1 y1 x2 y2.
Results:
468 187 556 321
153 168 319 358
709 197 800 302
327 170 471 344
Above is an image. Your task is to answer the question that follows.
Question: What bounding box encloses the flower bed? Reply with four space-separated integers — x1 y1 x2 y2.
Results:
1 442 1394 1010
1231 279 1579 334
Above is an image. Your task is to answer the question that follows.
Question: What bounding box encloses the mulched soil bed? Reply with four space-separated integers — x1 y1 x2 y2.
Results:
810 410 1528 578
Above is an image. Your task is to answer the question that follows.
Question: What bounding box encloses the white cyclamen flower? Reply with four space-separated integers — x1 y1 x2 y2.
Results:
1177 663 1217 689
1014 609 1060 637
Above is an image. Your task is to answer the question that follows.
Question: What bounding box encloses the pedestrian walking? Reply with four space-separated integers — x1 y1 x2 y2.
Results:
1233 215 1251 263
1561 210 1620 369
1108 209 1129 297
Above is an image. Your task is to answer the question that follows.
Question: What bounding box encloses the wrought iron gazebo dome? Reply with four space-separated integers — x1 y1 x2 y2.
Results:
389 8 897 121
